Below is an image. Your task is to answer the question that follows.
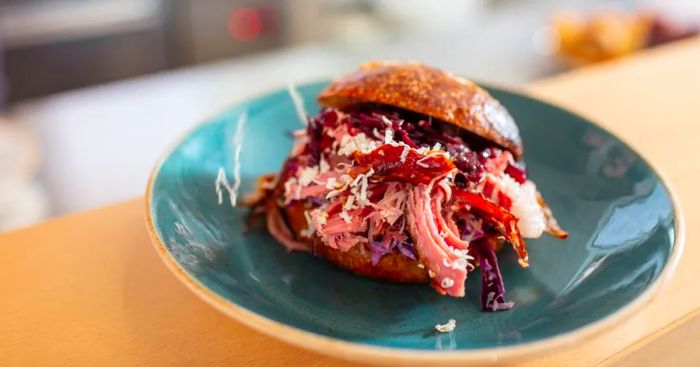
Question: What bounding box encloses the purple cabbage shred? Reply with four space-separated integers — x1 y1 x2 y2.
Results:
472 239 514 312
367 239 416 265
456 216 485 242
396 240 417 260
367 240 392 265
306 107 497 184
306 196 327 207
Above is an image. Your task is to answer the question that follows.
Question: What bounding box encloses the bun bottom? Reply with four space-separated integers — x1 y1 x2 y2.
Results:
315 241 429 283
282 202 429 283
275 198 508 285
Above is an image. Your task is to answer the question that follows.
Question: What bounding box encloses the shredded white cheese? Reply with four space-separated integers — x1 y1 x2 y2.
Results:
215 111 247 207
287 84 307 126
380 115 393 127
452 258 469 270
351 172 364 187
359 174 369 206
325 177 337 189
446 247 474 270
298 166 319 187
295 184 302 200
325 174 355 199
384 128 394 144
231 111 247 204
326 187 345 199
215 167 235 206
283 177 297 200
339 210 351 223
441 277 455 288
435 319 456 333
372 128 384 140
343 194 356 211
315 210 328 226
399 146 410 163
319 158 330 173
337 133 377 156
489 174 546 238
300 210 315 238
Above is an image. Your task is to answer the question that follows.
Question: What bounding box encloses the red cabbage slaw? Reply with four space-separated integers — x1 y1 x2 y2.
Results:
263 106 560 311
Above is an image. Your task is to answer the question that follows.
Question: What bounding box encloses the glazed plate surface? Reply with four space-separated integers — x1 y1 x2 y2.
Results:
146 82 682 365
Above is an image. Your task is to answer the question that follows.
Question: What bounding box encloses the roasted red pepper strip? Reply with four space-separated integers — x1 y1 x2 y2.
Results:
537 192 569 239
451 188 529 267
350 145 455 185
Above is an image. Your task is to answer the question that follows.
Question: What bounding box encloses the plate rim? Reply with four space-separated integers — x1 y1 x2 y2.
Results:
144 81 685 366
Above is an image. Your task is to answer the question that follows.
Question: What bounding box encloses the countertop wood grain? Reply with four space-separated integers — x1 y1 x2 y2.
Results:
2 38 699 366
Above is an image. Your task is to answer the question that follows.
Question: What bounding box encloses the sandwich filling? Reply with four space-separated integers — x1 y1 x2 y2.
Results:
261 106 565 311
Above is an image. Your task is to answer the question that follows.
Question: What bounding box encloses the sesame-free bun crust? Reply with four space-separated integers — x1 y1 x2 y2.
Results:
318 61 524 158
282 199 430 283
315 243 430 283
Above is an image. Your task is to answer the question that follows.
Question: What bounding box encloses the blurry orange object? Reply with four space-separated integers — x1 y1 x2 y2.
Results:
552 11 651 66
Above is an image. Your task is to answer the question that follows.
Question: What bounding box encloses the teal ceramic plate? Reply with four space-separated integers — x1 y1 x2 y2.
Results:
146 81 683 366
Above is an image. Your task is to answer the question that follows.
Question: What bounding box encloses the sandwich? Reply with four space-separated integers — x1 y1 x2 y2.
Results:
249 61 567 311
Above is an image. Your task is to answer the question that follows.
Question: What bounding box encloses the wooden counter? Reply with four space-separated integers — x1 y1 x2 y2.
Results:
2 38 700 366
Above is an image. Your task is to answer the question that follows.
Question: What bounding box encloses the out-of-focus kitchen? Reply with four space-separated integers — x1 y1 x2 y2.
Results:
0 0 698 231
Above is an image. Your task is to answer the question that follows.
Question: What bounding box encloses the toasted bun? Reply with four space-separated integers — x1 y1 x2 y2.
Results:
318 61 523 158
315 243 429 283
282 199 429 283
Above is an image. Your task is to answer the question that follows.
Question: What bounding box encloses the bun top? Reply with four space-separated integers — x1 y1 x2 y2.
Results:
318 61 523 158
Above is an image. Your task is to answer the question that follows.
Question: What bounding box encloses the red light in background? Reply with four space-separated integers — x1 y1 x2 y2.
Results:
260 5 279 33
227 7 263 42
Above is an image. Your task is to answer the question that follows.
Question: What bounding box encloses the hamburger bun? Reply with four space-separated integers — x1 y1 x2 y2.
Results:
318 61 523 158
280 198 430 283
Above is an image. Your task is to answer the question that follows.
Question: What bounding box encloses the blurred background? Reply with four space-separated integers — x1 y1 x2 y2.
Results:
0 0 698 231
